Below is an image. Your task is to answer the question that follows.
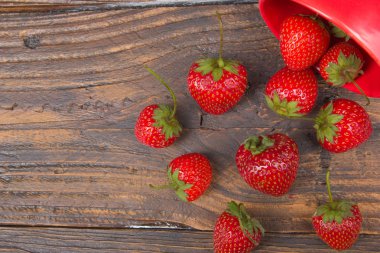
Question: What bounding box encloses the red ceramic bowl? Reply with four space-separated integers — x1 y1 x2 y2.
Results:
259 0 380 98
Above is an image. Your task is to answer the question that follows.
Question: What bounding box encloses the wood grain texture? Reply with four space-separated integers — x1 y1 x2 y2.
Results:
0 2 378 239
0 227 378 253
0 5 281 130
0 127 378 233
0 1 258 13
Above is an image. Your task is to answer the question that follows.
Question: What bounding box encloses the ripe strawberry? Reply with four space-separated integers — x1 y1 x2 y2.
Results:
214 201 264 253
235 133 299 196
280 15 330 70
188 13 248 115
317 42 369 104
312 170 362 250
150 153 212 202
135 67 182 148
265 67 318 117
314 98 372 153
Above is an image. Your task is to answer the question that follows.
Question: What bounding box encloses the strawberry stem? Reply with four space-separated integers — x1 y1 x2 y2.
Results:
352 79 370 105
216 11 224 66
326 169 333 203
144 66 177 117
295 117 315 121
149 183 172 190
150 168 192 202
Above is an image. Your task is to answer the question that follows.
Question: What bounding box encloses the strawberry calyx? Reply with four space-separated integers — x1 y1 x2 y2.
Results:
315 170 355 224
194 12 240 82
329 22 350 41
149 167 193 202
152 105 182 140
195 58 240 82
226 201 265 245
326 51 363 87
243 135 274 155
265 91 304 118
145 66 182 140
314 102 344 144
325 50 370 105
316 200 355 224
167 168 193 202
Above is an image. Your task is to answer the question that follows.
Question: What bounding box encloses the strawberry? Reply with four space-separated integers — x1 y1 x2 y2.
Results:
312 170 362 250
317 42 369 104
280 15 330 70
314 98 372 153
235 133 299 196
135 67 182 148
150 153 212 202
214 201 264 253
187 13 248 115
265 67 318 117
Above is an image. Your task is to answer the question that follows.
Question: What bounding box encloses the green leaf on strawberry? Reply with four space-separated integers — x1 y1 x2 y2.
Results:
316 200 355 224
265 91 305 118
314 102 344 144
166 168 193 202
195 57 240 82
226 201 265 244
153 105 182 140
243 135 275 155
330 22 350 41
326 52 363 87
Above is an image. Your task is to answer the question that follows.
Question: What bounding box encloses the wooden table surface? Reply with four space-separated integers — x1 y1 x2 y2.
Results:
0 1 378 252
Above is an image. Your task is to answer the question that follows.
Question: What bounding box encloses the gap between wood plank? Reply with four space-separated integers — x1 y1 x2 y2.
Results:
0 223 377 236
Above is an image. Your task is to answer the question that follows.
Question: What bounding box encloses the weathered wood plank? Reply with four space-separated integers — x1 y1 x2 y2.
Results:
0 1 258 13
0 128 378 233
0 1 378 238
0 5 378 131
0 5 283 130
0 227 378 252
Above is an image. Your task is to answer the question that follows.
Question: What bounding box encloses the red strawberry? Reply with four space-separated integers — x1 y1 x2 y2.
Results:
317 42 369 104
265 67 318 117
235 133 299 196
135 67 182 148
150 153 212 202
214 201 264 253
187 13 248 115
280 15 330 70
312 170 362 250
314 98 372 153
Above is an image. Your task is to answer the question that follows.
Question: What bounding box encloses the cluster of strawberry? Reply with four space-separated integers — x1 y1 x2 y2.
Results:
134 13 373 253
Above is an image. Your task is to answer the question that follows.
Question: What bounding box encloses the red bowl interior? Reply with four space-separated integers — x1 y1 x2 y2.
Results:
259 0 380 98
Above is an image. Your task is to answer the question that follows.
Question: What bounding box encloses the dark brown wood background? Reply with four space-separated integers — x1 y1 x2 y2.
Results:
0 1 378 252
